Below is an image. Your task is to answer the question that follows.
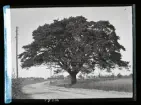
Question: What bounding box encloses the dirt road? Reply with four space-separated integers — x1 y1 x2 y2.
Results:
22 81 133 99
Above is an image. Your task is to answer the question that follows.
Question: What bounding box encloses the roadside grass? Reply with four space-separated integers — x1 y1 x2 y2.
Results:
50 77 133 92
12 78 47 99
21 78 47 86
12 78 30 99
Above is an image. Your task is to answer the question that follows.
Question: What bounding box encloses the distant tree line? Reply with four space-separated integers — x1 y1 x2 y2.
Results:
48 73 132 80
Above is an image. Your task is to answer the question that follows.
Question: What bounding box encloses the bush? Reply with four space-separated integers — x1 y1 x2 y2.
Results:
117 73 122 78
12 78 22 99
56 75 64 79
12 78 29 99
110 74 115 78
65 75 71 80
78 74 84 79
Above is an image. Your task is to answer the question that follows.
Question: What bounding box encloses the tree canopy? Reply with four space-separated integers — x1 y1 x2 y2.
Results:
18 16 129 84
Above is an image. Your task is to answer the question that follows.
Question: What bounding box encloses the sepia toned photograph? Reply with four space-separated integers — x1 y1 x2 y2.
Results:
9 6 134 100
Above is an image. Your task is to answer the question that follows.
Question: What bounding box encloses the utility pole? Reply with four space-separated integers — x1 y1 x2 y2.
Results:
16 26 19 78
50 63 52 77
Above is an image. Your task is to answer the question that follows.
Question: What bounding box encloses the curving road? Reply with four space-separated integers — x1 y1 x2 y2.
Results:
22 81 133 99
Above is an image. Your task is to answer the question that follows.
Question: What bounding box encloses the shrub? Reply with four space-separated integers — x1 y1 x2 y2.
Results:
12 78 22 99
117 73 122 78
12 78 29 99
111 74 115 78
66 75 71 79
78 74 84 79
56 75 64 79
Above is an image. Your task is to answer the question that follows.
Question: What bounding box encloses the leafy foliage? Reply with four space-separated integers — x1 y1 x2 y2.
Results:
19 16 129 75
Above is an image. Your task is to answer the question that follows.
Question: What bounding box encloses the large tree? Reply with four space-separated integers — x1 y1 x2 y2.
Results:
18 16 129 85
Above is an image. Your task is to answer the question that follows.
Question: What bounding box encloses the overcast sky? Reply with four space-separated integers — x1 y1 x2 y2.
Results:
10 6 133 78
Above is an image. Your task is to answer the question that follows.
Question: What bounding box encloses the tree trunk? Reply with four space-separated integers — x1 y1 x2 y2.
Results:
70 73 77 85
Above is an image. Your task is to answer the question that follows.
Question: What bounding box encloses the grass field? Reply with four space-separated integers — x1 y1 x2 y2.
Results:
50 77 133 92
12 78 47 99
